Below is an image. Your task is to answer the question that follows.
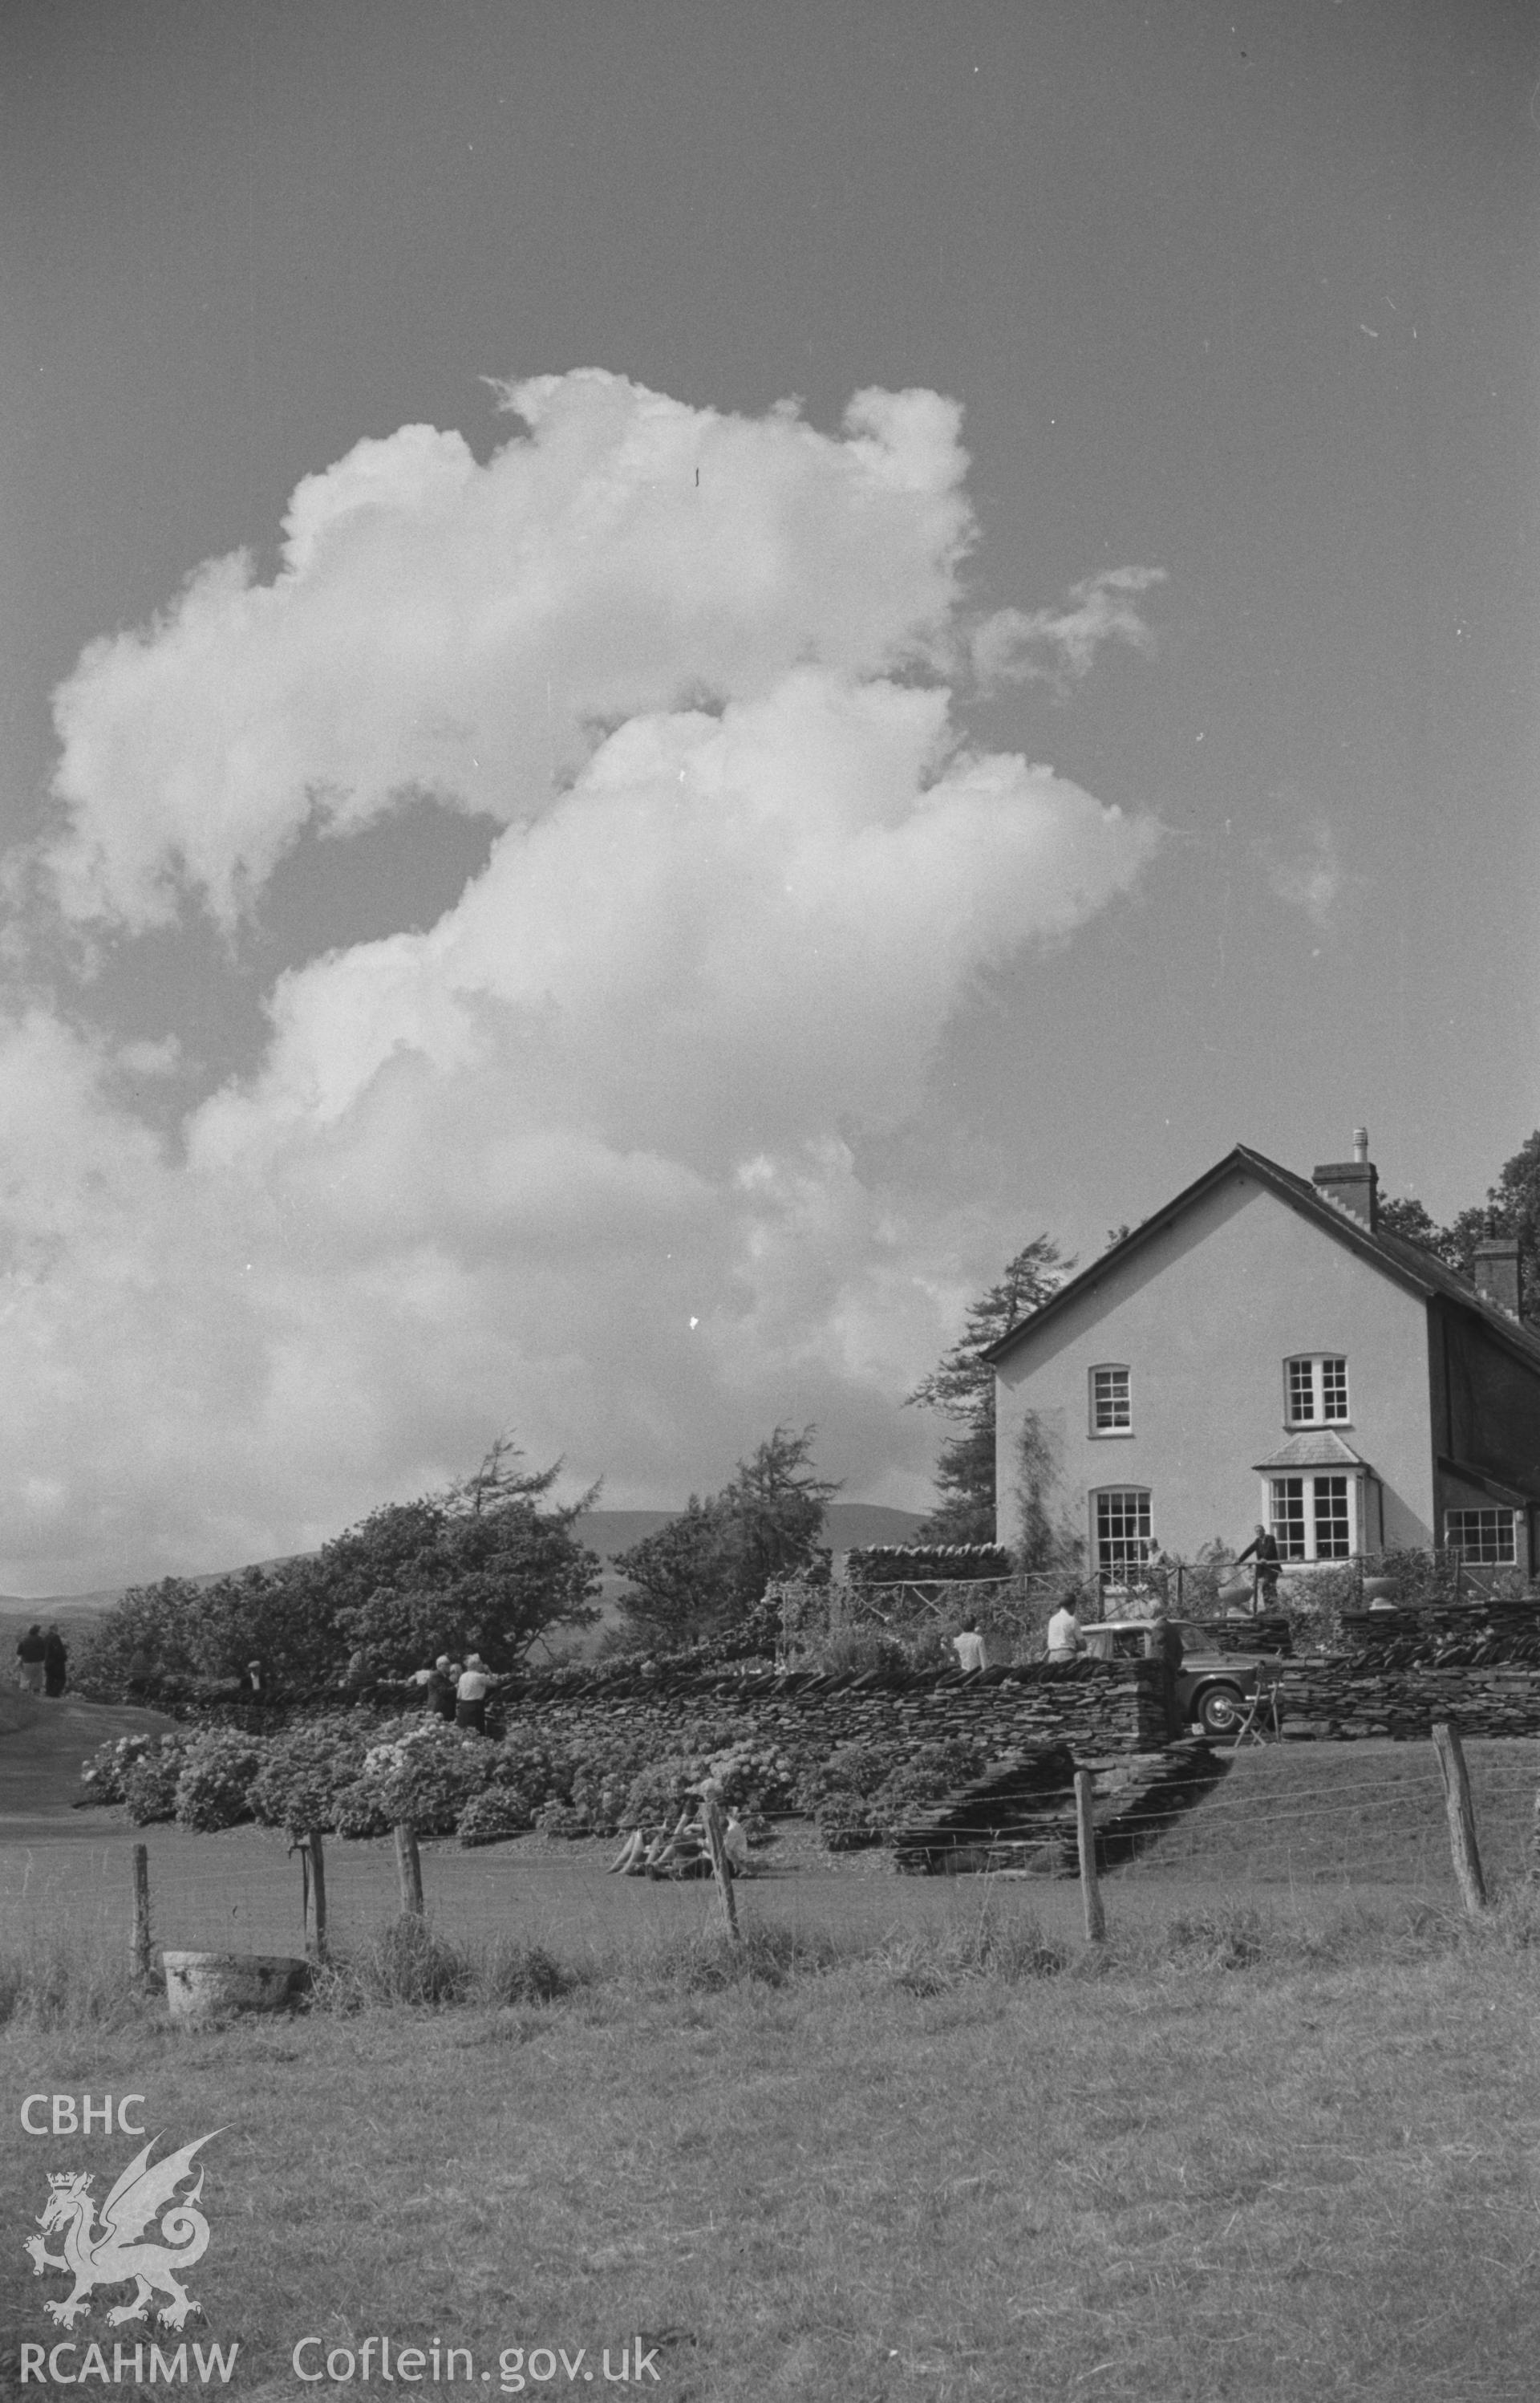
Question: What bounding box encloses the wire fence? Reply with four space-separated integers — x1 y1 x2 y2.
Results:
6 1733 1538 1971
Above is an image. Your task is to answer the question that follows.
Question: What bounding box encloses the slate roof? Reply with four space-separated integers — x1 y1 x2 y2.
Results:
1252 1430 1368 1472
986 1143 1540 1378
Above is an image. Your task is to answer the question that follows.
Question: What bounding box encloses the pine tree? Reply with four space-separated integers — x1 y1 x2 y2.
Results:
906 1236 1072 1543
615 1425 840 1646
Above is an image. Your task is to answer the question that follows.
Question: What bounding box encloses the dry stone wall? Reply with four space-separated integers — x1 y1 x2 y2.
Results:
1278 1658 1540 1741
493 1658 1169 1764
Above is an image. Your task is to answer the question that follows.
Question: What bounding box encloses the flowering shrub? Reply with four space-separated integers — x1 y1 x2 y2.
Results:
248 1717 379 1835
80 1733 160 1806
173 1732 263 1833
487 1735 573 1813
533 1800 589 1840
334 1778 396 1841
456 1788 533 1847
815 1792 881 1850
568 1761 641 1837
620 1755 703 1831
357 1720 494 1837
796 1735 987 1850
121 1737 192 1825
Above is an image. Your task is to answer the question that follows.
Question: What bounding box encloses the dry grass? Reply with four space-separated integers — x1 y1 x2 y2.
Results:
6 1894 1540 2401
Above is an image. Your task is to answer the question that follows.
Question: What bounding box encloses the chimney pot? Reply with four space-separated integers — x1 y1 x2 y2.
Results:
1352 1126 1369 1164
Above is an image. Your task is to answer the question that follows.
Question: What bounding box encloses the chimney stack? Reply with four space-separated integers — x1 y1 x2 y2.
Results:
1312 1129 1379 1229
1473 1228 1522 1321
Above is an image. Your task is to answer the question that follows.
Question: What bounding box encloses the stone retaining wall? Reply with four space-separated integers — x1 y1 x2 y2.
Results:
1279 1658 1540 1741
492 1658 1170 1763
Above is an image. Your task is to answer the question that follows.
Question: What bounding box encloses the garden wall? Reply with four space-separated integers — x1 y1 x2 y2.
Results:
1278 1658 1540 1741
494 1657 1170 1764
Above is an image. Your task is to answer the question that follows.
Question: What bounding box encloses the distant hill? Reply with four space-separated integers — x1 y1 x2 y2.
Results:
573 1502 926 1562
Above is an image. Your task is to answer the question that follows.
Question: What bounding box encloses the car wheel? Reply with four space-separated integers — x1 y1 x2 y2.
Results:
1196 1683 1246 1739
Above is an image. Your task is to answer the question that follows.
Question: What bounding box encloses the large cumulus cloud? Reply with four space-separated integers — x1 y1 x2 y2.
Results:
7 374 1161 1589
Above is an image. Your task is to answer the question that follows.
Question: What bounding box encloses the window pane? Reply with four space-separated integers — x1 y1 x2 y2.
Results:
1314 1475 1351 1559
1446 1508 1516 1565
1092 1366 1131 1431
1286 1360 1315 1422
1270 1479 1306 1560
1320 1358 1348 1421
1095 1488 1150 1580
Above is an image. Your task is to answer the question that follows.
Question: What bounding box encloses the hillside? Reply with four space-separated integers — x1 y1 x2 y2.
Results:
574 1502 926 1561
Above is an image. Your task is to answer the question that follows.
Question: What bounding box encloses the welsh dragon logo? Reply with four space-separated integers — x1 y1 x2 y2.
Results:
25 2132 221 2331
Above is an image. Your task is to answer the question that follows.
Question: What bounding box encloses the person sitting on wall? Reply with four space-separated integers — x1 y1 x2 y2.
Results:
952 1618 987 1674
1235 1524 1283 1611
1046 1594 1084 1662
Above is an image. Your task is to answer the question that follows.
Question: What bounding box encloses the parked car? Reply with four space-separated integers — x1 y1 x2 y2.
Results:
1083 1618 1282 1739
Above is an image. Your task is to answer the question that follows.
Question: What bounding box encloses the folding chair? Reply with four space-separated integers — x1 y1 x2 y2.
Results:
1234 1658 1283 1746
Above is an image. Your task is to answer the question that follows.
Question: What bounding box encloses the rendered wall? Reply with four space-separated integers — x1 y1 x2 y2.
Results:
994 1167 1436 1564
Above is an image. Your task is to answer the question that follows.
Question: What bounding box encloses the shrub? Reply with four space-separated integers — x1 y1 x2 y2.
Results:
867 1739 987 1835
333 1779 396 1841
816 1792 881 1851
120 1738 190 1825
358 1720 495 1837
622 1754 705 1831
533 1800 589 1840
173 1732 263 1832
80 1733 160 1807
793 1742 895 1812
487 1733 573 1813
248 1716 379 1835
456 1788 533 1847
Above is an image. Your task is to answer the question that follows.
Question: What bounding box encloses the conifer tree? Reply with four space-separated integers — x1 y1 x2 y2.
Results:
907 1236 1071 1543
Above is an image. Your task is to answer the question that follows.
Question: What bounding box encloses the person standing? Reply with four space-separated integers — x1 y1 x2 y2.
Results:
1236 1524 1282 1611
15 1624 46 1693
455 1654 494 1735
43 1626 67 1697
951 1618 987 1673
1046 1594 1084 1662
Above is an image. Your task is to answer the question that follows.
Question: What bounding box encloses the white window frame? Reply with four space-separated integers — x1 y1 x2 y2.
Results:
1445 1508 1518 1566
1283 1354 1350 1428
1264 1472 1360 1562
1089 1364 1133 1437
1093 1486 1151 1584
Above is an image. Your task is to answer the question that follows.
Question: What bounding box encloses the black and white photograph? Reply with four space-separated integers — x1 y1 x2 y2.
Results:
3 3 1538 2396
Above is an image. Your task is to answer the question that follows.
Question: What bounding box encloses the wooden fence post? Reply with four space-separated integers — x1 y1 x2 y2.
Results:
1074 1770 1106 1943
699 1792 741 1942
308 1829 329 1963
131 1843 152 1985
1432 1723 1486 1915
395 1822 424 1918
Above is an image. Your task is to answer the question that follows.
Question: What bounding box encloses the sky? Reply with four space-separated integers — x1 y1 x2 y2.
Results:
2 0 1537 1591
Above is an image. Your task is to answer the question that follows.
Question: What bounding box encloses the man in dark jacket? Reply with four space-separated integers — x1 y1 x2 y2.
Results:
15 1624 47 1694
43 1626 67 1697
1236 1524 1282 1610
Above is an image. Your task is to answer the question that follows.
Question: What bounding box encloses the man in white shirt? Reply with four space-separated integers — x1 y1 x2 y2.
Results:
951 1619 987 1673
455 1653 496 1734
1046 1597 1084 1662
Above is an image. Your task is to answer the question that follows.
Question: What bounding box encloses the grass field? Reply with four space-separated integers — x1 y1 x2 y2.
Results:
6 1895 1540 2403
7 1722 1540 2398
